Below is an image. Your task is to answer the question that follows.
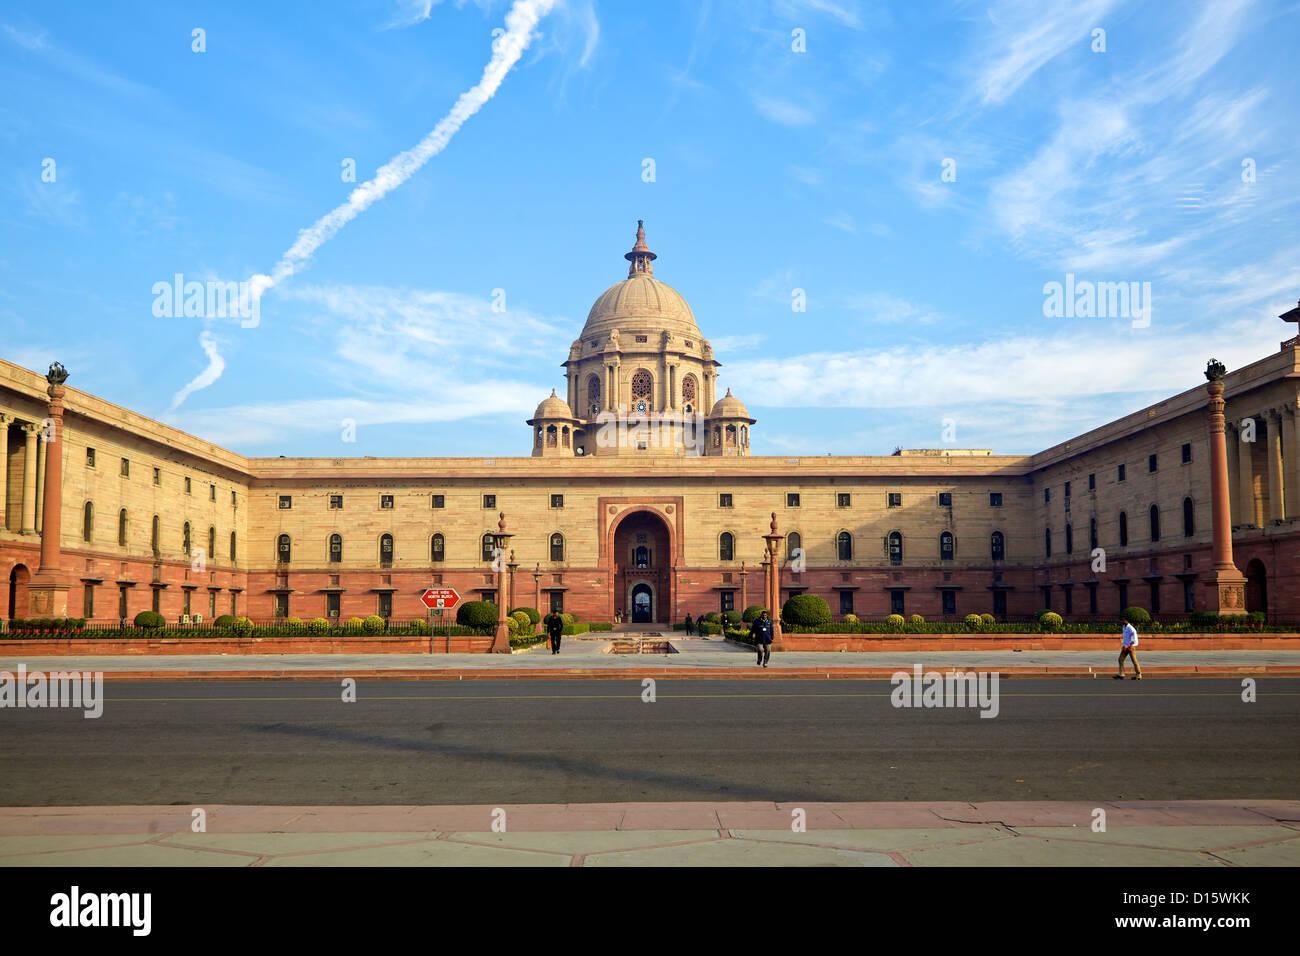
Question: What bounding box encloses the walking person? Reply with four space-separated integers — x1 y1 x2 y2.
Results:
543 609 565 655
751 609 774 668
1114 617 1142 680
684 613 694 636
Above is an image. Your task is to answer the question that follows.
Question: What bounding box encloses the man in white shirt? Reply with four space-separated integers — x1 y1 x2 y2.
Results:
1114 620 1142 680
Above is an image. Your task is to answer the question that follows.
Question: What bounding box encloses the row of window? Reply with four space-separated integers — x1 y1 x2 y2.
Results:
1044 499 1196 557
1042 445 1194 503
85 450 236 506
275 491 1012 512
582 370 700 416
761 530 1004 564
276 532 569 566
81 504 238 561
283 493 514 510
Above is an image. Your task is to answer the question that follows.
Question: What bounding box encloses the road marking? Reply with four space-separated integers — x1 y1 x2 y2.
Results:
101 691 1300 703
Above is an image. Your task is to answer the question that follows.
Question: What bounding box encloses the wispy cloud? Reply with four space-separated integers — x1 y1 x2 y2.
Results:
975 0 1117 105
753 94 815 126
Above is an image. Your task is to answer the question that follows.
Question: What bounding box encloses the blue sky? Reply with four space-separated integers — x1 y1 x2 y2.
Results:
2 0 1298 459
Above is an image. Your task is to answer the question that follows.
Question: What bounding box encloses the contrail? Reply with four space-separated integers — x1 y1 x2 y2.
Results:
170 330 225 410
245 0 556 316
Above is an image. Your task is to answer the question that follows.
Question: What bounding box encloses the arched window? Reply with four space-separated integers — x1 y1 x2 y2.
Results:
725 424 737 446
546 424 557 447
1118 512 1128 547
1064 523 1073 554
562 426 570 449
548 532 565 562
229 531 236 563
329 533 342 563
151 515 160 555
380 533 394 568
587 375 601 414
82 501 93 542
1183 497 1194 537
719 532 734 561
888 531 903 565
1089 518 1098 551
208 526 216 560
682 374 697 409
1149 505 1160 542
631 369 653 408
535 426 542 447
276 533 290 564
712 426 721 448
118 509 128 547
837 531 853 560
991 530 1005 561
740 425 748 447
787 531 802 563
481 533 496 562
1044 528 1051 558
939 531 954 561
182 521 192 556
635 545 649 568
431 533 445 562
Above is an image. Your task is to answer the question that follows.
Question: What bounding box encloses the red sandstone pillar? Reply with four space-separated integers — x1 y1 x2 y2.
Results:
762 512 785 650
29 364 71 617
1203 361 1248 615
490 512 513 652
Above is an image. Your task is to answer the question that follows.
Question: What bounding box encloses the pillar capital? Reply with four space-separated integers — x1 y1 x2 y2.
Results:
21 421 42 437
0 411 12 426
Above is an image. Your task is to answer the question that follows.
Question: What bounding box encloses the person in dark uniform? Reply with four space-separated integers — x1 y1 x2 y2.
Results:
543 610 565 655
684 613 695 636
751 610 774 667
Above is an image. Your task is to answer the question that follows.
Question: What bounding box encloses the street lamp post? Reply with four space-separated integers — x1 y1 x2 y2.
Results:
491 512 514 653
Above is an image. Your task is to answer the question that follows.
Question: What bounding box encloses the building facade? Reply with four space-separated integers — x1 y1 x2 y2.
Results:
3 225 1299 627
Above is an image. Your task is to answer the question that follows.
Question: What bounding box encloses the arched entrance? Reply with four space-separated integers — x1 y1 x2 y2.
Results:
1245 558 1267 614
610 509 674 624
8 564 31 620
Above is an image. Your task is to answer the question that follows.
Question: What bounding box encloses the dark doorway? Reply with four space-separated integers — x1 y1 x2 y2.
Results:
631 583 653 623
8 565 30 619
1245 558 1267 614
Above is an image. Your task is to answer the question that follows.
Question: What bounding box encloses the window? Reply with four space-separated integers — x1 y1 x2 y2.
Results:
1065 523 1073 554
837 531 853 561
1118 583 1129 609
380 534 394 568
483 495 496 509
786 532 802 563
839 590 854 615
329 533 342 563
550 533 565 562
942 590 956 615
278 495 291 509
1044 528 1051 558
587 376 601 414
837 493 851 508
152 587 160 613
888 531 902 565
232 490 237 507
635 545 649 568
1119 511 1128 546
890 590 905 615
330 495 343 510
153 466 161 485
378 593 392 619
938 492 952 507
1183 578 1195 613
86 447 95 467
208 526 215 560
1183 497 1195 537
1088 473 1095 490
277 533 291 564
120 458 129 477
83 583 94 618
989 492 1003 507
1181 443 1192 464
274 594 288 619
993 590 1006 617
82 502 93 542
481 533 496 562
118 509 127 547
549 591 564 614
230 531 236 563
1149 581 1160 615
682 375 697 409
1148 454 1158 473
719 493 733 508
209 592 216 618
720 591 735 613
209 484 216 502
551 494 564 509
1149 504 1160 542
183 590 191 616
182 521 191 556
1044 488 1051 503
1089 583 1098 614
380 494 394 510
631 369 653 408
939 532 954 560
432 495 445 509
991 531 1005 561
118 586 128 620
887 493 902 508
1090 518 1098 550
1064 587 1073 614
719 532 735 561
431 533 445 562
786 493 800 508
151 515 160 555
1118 464 1126 482
327 592 340 619
1064 481 1071 498
635 334 648 343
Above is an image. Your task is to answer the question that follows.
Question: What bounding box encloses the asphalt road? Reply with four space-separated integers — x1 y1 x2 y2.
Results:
2 678 1297 805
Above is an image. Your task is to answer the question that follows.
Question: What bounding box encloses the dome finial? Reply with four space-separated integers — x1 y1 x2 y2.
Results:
624 219 657 277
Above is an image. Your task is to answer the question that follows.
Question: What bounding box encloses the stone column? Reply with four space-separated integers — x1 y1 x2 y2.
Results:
29 368 72 618
35 434 46 530
1265 408 1285 522
762 512 785 650
507 550 517 615
532 565 541 632
20 423 39 534
1202 363 1247 615
0 413 10 529
1281 405 1299 520
1224 422 1240 525
490 513 512 653
1236 417 1255 526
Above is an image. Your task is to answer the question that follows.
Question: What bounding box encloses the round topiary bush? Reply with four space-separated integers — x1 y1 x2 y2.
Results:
1122 606 1151 626
457 601 498 630
1039 611 1064 632
980 613 996 629
408 618 429 636
560 612 576 626
231 617 254 638
362 614 385 635
841 613 859 625
506 615 520 636
782 594 832 628
343 616 366 635
742 605 767 623
884 613 905 630
286 616 305 633
1034 609 1053 622
510 606 541 626
133 610 165 629
213 614 236 628
964 613 983 631
909 614 925 627
511 610 532 633
306 617 330 635
722 610 742 626
704 611 723 624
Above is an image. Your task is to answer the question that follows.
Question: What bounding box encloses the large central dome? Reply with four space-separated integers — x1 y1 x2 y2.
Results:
579 221 702 340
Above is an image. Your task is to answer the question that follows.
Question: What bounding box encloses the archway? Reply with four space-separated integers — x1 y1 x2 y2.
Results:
8 564 31 620
631 583 653 623
1245 558 1267 614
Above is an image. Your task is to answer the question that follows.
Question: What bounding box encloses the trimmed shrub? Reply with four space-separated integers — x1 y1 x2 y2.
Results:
588 621 614 631
407 618 429 636
213 614 236 628
561 622 591 636
782 594 832 628
841 613 859 626
884 613 905 630
722 610 742 626
742 605 767 623
306 617 330 635
363 614 386 635
1039 611 1063 632
698 621 723 636
964 613 983 631
511 607 541 626
980 613 996 629
133 610 165 629
506 615 520 636
1122 606 1151 626
343 616 366 635
511 610 532 633
231 617 254 637
286 616 306 633
457 601 498 630
704 612 723 624
1034 609 1053 623
908 614 925 627
560 612 576 626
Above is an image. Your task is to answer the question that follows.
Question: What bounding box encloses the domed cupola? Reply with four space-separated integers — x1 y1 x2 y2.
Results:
704 388 755 457
526 389 581 457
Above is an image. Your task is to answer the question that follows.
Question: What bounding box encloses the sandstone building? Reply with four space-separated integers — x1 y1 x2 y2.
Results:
3 224 1298 627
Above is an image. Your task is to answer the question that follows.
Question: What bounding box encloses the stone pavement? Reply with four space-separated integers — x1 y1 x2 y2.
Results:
2 801 1297 866
3 638 1300 679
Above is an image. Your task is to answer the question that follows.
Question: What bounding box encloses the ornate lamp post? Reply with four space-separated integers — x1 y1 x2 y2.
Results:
762 512 785 650
532 563 542 633
28 363 71 617
507 549 518 618
1203 360 1248 615
490 512 514 652
739 561 748 611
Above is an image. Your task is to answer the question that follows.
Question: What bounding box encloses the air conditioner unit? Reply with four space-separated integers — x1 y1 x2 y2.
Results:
180 614 191 625
193 614 203 624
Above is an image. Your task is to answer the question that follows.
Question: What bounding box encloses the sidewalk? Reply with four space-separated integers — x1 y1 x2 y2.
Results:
3 638 1300 680
2 801 1296 866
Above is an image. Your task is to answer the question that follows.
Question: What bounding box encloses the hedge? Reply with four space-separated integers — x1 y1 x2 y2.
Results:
782 594 831 628
457 601 498 630
742 605 767 623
